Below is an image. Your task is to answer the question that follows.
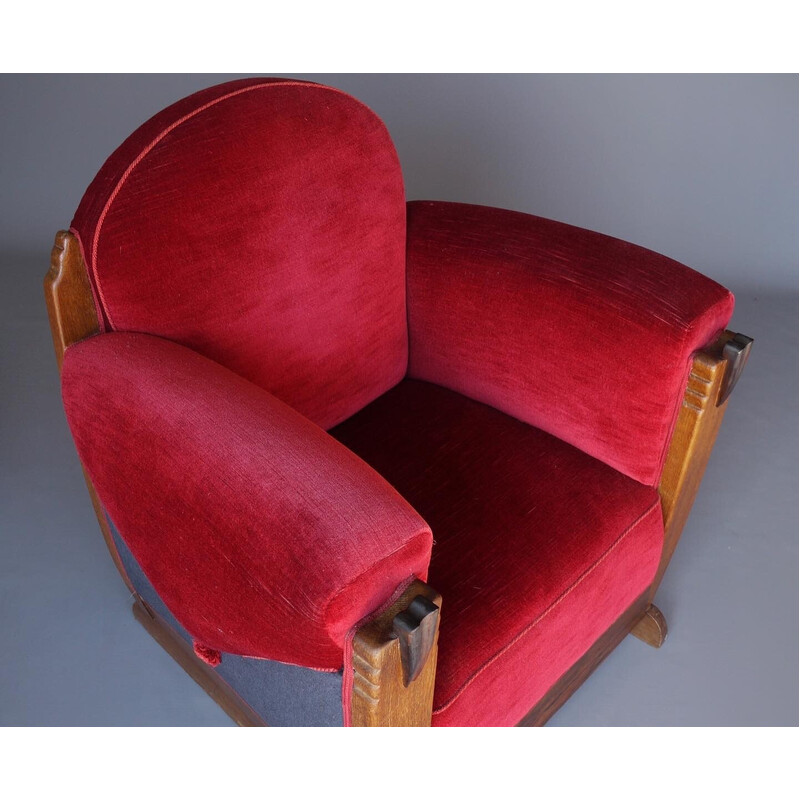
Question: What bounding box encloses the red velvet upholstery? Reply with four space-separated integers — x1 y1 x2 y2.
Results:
332 380 664 726
61 332 432 670
406 201 735 485
60 79 738 726
71 79 408 430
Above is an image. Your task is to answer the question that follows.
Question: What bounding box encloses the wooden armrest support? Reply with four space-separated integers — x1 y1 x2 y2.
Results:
45 230 100 372
45 231 135 593
350 579 441 726
654 329 753 594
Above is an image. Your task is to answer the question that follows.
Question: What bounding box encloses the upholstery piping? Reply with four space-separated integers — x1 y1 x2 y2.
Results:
86 80 397 330
431 499 662 716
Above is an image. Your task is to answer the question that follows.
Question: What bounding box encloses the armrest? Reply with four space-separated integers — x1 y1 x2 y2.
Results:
406 200 734 485
62 332 432 670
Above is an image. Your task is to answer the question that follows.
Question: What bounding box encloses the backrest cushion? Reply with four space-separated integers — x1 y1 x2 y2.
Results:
71 78 408 429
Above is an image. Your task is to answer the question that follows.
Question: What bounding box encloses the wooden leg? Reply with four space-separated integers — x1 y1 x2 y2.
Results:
630 603 668 648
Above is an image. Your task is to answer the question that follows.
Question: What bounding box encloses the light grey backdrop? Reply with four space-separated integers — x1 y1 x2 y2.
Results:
2 73 797 289
1 74 797 725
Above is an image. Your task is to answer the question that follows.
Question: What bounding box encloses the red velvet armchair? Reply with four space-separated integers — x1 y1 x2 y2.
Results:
46 78 752 726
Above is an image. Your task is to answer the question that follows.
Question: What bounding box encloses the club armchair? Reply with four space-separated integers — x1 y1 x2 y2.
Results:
45 77 752 726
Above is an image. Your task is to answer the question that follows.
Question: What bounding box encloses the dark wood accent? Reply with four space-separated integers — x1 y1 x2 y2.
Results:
654 330 752 595
133 598 266 727
351 580 441 726
392 595 440 686
44 230 135 593
518 592 650 726
630 603 668 648
718 333 753 405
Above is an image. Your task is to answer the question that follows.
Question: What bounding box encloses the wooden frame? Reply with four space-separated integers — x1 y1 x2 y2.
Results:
45 230 751 727
350 580 441 726
45 231 134 594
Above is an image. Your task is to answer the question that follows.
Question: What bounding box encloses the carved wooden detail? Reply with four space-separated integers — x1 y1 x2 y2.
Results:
351 580 441 726
44 230 100 372
393 594 440 686
654 330 751 594
44 230 134 592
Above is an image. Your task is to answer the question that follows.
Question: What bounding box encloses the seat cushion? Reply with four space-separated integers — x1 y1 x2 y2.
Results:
331 379 664 726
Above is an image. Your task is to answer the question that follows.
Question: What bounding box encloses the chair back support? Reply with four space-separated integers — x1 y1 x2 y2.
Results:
71 78 408 429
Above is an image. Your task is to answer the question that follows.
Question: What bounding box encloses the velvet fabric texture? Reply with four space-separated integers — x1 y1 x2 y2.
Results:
71 79 408 430
109 515 345 726
332 380 664 726
406 201 735 485
61 79 739 725
61 333 432 670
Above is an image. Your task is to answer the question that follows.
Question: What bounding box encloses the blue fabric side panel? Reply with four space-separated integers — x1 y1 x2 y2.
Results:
107 514 344 727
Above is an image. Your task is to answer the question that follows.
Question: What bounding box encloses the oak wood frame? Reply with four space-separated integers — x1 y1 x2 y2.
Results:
45 231 134 594
45 230 750 727
350 580 441 726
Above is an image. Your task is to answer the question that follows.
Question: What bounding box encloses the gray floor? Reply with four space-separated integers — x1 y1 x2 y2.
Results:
1 252 797 725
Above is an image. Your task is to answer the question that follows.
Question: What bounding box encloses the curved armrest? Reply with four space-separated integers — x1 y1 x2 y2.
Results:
62 332 432 670
406 200 734 486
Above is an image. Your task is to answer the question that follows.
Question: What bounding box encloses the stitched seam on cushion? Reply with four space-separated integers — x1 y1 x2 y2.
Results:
431 499 661 716
89 80 387 330
323 527 432 636
232 653 340 673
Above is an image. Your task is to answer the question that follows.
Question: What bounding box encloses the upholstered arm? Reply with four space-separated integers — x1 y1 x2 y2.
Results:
61 332 432 670
405 200 735 485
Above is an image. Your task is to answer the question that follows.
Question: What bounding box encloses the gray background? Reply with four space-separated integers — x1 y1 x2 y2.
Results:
1 74 797 725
